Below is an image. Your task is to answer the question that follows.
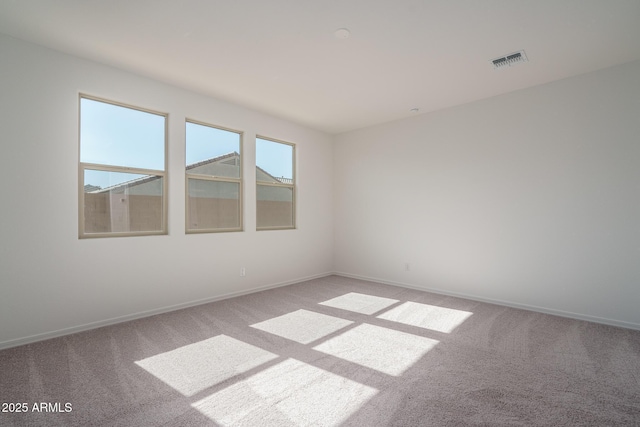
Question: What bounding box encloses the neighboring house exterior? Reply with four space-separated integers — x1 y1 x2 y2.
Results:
84 152 293 232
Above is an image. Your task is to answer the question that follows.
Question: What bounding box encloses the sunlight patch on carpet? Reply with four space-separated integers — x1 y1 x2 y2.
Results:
250 309 353 344
135 335 277 396
313 323 438 376
319 292 399 315
377 301 472 333
192 358 377 426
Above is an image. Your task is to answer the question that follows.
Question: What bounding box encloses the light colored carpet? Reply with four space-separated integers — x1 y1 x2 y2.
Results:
1 275 639 426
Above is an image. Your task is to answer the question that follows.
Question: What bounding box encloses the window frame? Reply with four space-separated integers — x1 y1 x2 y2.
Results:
185 119 244 234
255 135 296 231
78 94 169 239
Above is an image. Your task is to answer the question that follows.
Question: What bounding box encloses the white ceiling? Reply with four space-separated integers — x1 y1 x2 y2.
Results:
1 0 640 134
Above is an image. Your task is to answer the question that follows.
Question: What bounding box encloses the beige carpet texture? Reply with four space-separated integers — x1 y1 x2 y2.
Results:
1 275 639 426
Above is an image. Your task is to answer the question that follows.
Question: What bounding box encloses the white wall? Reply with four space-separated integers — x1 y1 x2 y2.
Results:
0 34 334 348
334 60 640 329
2 32 638 349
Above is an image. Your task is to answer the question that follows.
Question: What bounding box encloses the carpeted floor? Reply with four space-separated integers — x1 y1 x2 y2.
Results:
1 275 639 426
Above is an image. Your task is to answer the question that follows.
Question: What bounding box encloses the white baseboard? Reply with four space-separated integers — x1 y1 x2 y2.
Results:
4 270 636 351
332 271 640 331
0 272 334 350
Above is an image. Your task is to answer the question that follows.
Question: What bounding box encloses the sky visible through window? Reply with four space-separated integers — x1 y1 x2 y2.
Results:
186 122 239 166
256 137 293 181
81 98 164 190
81 98 293 190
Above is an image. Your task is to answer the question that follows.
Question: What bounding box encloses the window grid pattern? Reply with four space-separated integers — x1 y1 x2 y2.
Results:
78 95 168 238
256 136 296 230
185 120 243 233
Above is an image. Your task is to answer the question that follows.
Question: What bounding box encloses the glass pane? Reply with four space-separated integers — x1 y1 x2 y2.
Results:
186 122 241 178
80 97 165 170
257 184 293 228
188 179 240 230
256 138 293 183
83 170 163 234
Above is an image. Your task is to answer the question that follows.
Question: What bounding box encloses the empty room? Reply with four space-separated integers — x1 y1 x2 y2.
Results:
1 1 639 426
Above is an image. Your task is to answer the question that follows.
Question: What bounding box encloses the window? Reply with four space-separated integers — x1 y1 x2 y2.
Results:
186 120 242 232
79 95 167 238
256 136 295 230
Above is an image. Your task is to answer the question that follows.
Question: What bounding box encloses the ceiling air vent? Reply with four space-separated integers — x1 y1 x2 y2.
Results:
491 50 528 69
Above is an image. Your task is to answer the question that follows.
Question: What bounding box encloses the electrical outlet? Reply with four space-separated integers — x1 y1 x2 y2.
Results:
240 267 246 277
